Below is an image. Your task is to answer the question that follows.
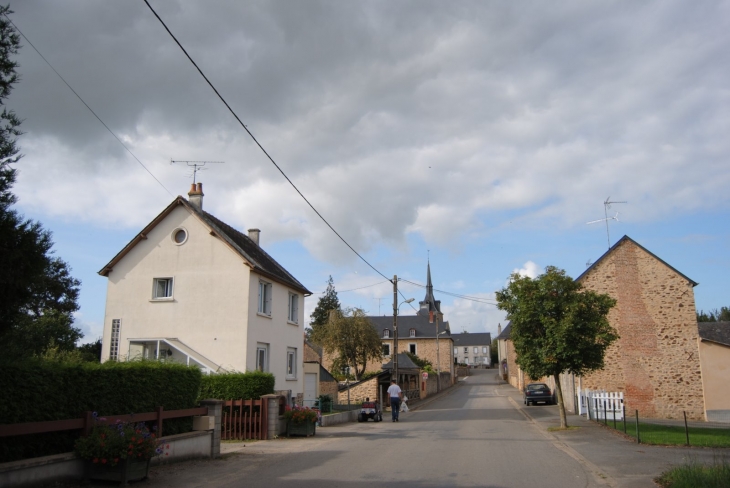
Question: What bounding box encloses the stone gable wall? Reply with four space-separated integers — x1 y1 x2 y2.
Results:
303 342 321 363
579 239 704 420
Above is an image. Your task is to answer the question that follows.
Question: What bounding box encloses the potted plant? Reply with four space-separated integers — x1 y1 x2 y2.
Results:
283 405 318 437
74 414 164 483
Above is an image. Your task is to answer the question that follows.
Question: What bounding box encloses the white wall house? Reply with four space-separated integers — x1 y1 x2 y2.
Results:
99 183 311 396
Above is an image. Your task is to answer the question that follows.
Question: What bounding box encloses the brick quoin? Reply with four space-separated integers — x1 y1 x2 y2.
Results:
579 238 704 420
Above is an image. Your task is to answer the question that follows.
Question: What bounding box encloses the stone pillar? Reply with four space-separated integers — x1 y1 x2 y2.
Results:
262 394 281 439
200 399 223 458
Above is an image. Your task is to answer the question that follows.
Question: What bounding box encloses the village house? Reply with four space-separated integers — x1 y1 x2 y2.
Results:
98 183 311 397
696 321 730 423
452 332 492 367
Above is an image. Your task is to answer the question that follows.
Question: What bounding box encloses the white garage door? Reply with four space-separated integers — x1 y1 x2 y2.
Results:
304 373 317 407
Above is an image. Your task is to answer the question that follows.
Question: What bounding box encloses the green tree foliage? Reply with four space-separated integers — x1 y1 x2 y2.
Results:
496 266 618 428
0 7 81 359
405 351 433 372
307 275 340 341
697 307 730 323
311 307 381 381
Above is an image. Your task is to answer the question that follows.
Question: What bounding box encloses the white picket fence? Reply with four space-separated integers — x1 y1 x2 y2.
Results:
578 389 624 420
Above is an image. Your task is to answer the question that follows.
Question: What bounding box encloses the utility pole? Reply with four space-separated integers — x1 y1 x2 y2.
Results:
435 314 441 393
393 275 398 386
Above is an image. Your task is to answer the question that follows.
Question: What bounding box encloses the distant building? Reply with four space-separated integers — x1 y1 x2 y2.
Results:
452 332 492 366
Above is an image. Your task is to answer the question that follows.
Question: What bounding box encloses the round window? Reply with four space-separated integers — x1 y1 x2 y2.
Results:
173 228 188 245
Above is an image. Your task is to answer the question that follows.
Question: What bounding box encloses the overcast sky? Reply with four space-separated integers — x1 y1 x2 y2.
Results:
7 1 729 343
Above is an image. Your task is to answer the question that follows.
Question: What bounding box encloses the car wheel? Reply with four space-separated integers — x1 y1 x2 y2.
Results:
357 414 363 422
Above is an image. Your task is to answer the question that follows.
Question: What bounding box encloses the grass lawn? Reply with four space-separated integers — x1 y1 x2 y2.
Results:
656 459 730 488
620 423 730 447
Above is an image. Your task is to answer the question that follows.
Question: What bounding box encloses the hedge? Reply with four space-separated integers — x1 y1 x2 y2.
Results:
198 370 275 400
0 360 202 463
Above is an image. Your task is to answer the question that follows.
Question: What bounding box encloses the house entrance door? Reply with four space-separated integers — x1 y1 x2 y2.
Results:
304 373 317 408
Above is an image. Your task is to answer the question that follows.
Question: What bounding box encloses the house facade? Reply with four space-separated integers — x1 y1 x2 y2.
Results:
452 332 492 366
697 322 730 422
99 183 311 395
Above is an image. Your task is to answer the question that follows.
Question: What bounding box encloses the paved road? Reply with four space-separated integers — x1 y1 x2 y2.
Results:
65 370 728 487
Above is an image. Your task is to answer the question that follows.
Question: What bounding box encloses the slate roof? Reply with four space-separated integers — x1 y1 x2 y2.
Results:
452 332 492 346
495 322 511 341
381 353 421 371
576 235 698 287
99 196 311 295
698 321 730 347
368 314 451 338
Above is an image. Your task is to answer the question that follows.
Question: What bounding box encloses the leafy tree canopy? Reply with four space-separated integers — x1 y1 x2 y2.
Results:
496 266 618 427
697 307 730 323
0 6 82 360
311 307 381 381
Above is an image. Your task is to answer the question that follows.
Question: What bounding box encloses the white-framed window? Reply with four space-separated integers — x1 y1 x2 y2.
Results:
464 357 470 364
483 346 488 354
409 328 416 337
152 278 173 300
258 281 272 316
256 343 269 372
288 293 299 324
286 347 297 379
474 347 478 354
409 343 417 355
110 319 121 360
383 329 390 338
383 343 391 356
464 347 468 353
454 347 458 355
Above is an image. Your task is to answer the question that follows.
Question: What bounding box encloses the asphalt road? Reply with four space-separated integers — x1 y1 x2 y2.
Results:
50 369 730 488
129 370 611 488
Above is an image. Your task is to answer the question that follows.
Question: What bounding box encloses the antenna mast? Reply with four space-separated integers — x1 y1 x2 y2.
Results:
171 160 225 183
586 196 627 249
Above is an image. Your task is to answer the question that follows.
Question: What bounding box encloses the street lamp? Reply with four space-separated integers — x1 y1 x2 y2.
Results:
394 297 414 385
436 330 448 392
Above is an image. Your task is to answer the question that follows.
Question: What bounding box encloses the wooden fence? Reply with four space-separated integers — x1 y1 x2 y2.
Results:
222 399 268 440
0 406 209 439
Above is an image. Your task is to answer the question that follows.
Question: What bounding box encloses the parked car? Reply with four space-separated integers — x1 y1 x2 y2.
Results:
358 399 383 422
523 383 553 406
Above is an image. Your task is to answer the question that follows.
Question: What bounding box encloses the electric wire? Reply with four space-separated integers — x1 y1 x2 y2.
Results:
143 0 390 282
399 278 498 305
6 16 173 197
313 280 390 295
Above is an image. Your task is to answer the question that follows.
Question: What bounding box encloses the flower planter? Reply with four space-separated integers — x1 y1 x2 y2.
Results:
85 458 150 484
287 421 316 437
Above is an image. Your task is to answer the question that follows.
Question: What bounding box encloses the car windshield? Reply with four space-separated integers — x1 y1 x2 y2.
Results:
527 384 547 391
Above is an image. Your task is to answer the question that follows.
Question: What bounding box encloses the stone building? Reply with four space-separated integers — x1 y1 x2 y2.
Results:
452 332 492 367
496 236 706 420
576 235 704 420
697 322 730 422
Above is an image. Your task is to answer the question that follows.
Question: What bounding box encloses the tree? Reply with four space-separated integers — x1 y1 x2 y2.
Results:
311 307 381 381
0 6 82 360
495 266 618 428
697 307 730 323
307 275 340 341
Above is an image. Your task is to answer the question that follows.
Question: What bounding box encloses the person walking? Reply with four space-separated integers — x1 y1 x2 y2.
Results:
387 379 403 422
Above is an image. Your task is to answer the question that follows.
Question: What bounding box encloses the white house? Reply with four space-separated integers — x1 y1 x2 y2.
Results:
99 183 311 396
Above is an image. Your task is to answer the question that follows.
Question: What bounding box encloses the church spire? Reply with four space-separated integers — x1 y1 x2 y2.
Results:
418 259 442 316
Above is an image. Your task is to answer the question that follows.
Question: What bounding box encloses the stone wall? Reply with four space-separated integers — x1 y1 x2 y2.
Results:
320 379 339 404
578 238 704 420
304 341 321 363
337 376 379 404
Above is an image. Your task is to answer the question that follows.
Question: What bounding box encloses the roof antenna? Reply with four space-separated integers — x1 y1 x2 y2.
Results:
171 160 224 184
587 196 627 249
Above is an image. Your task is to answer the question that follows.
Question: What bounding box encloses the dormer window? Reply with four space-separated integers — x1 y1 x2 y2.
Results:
409 329 416 337
383 329 390 338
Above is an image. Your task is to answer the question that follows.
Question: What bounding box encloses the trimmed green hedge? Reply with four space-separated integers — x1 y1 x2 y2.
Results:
0 360 202 463
199 371 275 400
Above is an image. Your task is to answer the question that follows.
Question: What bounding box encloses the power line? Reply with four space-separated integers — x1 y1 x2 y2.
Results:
399 278 498 305
6 16 173 197
313 280 390 294
143 0 390 282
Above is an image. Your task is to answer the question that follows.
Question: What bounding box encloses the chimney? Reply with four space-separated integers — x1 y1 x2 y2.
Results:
248 228 260 246
497 323 502 335
188 182 204 210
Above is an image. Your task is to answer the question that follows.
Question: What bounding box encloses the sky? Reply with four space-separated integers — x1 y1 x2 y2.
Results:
6 1 729 344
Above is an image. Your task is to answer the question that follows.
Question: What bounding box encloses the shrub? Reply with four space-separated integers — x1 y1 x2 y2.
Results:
74 416 162 467
198 370 275 400
283 405 318 424
0 359 201 462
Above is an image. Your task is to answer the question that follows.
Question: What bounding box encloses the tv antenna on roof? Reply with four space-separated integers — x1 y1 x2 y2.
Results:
586 197 627 250
171 160 224 184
